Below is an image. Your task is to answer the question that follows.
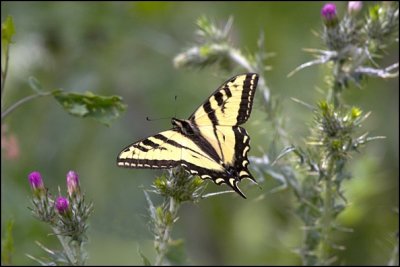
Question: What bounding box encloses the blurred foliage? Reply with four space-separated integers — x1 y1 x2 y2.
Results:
1 15 14 46
1 2 398 265
52 91 126 127
1 219 14 265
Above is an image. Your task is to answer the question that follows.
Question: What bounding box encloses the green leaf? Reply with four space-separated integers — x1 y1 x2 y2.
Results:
137 247 152 266
1 16 15 46
33 241 69 265
144 191 156 221
368 4 380 21
28 76 45 94
53 91 127 126
1 219 14 265
165 239 186 265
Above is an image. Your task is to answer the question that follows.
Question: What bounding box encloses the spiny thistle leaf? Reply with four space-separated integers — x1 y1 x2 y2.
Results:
137 247 152 266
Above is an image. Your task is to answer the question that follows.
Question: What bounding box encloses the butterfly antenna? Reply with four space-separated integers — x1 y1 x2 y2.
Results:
173 95 178 118
145 116 171 121
146 95 179 122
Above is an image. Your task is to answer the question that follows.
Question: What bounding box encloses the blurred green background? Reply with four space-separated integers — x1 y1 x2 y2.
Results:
1 2 398 265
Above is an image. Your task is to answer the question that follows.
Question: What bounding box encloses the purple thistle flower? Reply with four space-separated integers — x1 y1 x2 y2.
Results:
348 1 362 15
55 196 69 214
28 171 44 190
321 3 339 27
321 3 337 20
66 170 80 197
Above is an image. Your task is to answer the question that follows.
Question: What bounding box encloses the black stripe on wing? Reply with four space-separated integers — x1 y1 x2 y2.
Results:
117 130 219 170
236 74 258 125
189 73 258 126
202 100 219 125
117 130 181 169
179 126 255 199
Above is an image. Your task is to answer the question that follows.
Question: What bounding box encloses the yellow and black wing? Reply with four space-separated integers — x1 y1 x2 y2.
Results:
186 73 259 197
116 126 254 198
185 125 255 198
117 129 225 173
189 73 258 126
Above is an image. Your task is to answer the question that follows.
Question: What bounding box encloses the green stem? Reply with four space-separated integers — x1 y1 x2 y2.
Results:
52 227 84 265
388 237 399 266
318 159 335 265
154 197 180 266
328 62 343 109
228 48 270 105
1 92 51 121
1 44 10 105
52 227 77 265
228 48 256 72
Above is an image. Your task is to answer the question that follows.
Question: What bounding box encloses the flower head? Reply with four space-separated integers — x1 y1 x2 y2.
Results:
66 170 80 197
321 3 339 27
348 1 363 15
1 127 20 160
28 171 44 193
55 196 69 214
321 3 337 19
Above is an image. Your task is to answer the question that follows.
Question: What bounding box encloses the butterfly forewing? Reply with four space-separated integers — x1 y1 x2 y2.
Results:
189 73 258 126
117 130 182 169
117 129 225 173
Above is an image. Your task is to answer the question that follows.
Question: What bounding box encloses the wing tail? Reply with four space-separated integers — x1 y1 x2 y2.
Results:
229 180 247 199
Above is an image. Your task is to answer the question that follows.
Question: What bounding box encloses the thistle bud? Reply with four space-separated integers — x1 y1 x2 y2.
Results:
66 170 80 197
321 3 339 27
55 196 69 214
348 1 363 15
28 171 45 197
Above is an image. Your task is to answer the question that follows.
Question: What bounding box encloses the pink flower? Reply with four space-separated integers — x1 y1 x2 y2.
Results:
1 126 20 160
66 170 80 197
348 1 362 15
321 3 337 20
55 197 69 214
28 171 44 190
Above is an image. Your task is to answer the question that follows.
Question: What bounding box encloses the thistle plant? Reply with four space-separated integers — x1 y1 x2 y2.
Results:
2 13 122 266
170 2 398 265
289 2 399 106
142 168 206 265
27 170 93 266
143 155 257 265
285 2 399 265
139 17 279 265
2 14 124 264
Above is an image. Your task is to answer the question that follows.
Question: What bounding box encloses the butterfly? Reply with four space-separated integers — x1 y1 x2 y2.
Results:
117 73 259 198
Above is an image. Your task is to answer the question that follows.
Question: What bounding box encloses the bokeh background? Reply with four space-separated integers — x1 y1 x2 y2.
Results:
1 2 398 265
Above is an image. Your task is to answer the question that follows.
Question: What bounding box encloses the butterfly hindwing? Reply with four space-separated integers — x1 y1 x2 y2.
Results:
192 125 254 198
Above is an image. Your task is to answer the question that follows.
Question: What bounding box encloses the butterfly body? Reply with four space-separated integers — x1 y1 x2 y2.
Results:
117 73 259 198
